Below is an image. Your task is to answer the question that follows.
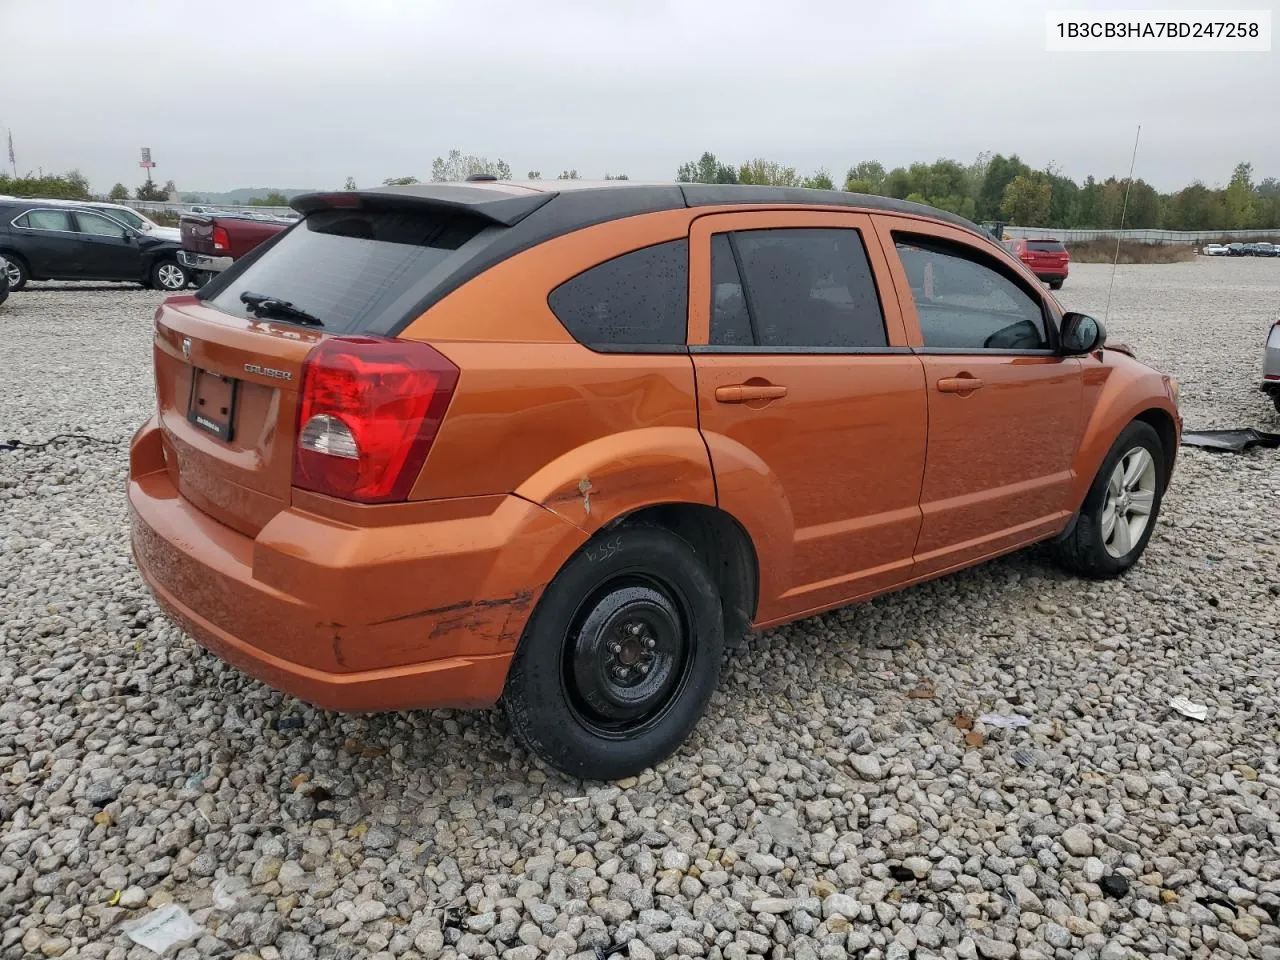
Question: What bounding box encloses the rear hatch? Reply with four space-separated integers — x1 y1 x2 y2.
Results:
1023 240 1069 270
180 215 216 255
152 195 523 535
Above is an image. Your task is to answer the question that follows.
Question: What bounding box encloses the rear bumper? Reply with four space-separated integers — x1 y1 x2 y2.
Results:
178 250 232 273
1030 268 1068 280
128 416 585 712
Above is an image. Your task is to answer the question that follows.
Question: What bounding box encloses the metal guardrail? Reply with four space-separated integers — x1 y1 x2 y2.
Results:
1004 226 1280 244
123 200 296 218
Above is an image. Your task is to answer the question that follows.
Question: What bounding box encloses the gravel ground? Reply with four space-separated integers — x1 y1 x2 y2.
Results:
2 262 1279 960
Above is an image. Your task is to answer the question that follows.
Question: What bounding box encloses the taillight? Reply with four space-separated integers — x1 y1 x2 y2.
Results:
212 225 231 252
293 336 459 503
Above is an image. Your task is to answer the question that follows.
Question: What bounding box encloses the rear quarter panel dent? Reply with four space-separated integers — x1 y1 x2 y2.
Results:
516 426 717 532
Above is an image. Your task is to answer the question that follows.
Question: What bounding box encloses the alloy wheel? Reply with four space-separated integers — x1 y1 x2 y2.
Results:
1101 446 1157 558
157 263 186 290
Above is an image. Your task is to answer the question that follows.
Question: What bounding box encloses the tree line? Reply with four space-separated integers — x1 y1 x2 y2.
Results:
4 150 1278 230
673 151 1280 231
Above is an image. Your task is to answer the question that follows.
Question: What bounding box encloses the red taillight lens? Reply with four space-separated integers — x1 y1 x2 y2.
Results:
293 336 459 503
212 225 231 252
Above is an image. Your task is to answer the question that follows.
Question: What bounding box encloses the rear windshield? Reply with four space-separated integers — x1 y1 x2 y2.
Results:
205 208 493 334
1026 241 1066 252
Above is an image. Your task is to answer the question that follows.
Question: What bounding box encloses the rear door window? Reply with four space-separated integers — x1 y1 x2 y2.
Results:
206 208 493 335
894 234 1049 351
709 228 887 349
17 209 74 232
548 239 689 349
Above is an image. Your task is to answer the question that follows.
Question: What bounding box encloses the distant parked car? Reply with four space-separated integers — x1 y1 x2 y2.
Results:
1007 238 1069 289
1263 320 1280 413
1254 242 1278 258
0 200 190 291
17 197 182 242
1202 243 1229 256
178 211 291 284
1228 243 1248 256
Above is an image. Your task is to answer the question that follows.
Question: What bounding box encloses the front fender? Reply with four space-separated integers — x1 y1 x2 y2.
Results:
1068 357 1180 509
515 426 717 533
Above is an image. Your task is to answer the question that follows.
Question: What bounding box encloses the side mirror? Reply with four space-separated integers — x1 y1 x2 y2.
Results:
1061 312 1106 354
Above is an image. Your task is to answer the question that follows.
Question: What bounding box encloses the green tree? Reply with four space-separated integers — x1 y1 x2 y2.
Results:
675 151 737 184
430 149 512 182
844 161 886 193
382 176 420 186
1225 162 1256 228
249 190 289 206
527 170 542 179
135 180 166 201
557 170 580 180
1001 173 1051 225
108 182 130 201
604 172 629 180
737 158 801 187
803 168 834 190
343 177 357 190
0 171 92 199
978 154 1030 221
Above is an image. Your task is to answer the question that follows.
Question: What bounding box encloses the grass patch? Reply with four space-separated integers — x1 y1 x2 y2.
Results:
1066 240 1196 264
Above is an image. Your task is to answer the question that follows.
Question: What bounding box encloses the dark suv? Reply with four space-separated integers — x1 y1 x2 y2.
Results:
0 200 190 291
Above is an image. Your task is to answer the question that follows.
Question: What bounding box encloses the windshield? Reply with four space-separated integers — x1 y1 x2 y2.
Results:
205 207 494 334
94 206 146 229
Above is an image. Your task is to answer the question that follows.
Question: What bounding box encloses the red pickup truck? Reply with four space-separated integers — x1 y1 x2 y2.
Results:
178 212 292 285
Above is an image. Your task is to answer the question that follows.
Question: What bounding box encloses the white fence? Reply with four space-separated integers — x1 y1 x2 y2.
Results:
1004 226 1280 244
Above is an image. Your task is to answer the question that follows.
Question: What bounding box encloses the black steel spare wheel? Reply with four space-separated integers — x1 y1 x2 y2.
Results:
566 581 690 735
503 525 725 781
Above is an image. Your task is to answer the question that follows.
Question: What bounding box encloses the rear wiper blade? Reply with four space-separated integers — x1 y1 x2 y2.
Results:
239 291 323 326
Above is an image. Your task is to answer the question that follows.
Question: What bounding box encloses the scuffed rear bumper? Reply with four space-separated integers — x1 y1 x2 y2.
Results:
127 416 585 712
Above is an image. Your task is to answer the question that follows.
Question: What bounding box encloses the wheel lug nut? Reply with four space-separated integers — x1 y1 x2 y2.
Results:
630 623 643 635
610 642 621 654
645 637 656 649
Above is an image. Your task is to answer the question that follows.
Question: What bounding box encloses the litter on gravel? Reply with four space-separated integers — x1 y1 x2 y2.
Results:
1169 695 1209 720
123 905 202 955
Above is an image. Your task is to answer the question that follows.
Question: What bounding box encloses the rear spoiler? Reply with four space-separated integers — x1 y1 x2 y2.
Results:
291 186 555 227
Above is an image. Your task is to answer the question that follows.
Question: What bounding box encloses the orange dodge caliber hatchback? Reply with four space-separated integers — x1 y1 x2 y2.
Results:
130 181 1181 779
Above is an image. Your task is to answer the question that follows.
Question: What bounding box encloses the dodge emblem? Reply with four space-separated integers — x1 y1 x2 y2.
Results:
182 337 192 359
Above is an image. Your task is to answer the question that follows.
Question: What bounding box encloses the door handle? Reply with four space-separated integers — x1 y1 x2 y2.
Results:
715 384 788 403
936 376 985 394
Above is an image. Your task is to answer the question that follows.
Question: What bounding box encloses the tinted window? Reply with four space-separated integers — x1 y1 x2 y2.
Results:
95 206 144 229
208 208 490 334
895 235 1048 350
75 212 128 238
1027 241 1066 252
548 239 688 347
709 234 753 346
19 209 74 231
728 228 886 349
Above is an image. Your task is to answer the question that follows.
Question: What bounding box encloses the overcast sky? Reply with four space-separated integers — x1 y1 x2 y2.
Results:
1 0 1276 194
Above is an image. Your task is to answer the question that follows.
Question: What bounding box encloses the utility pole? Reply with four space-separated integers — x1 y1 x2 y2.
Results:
140 147 155 187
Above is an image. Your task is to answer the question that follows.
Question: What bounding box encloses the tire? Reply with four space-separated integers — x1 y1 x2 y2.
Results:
3 255 29 291
503 525 724 780
1051 421 1166 579
150 259 189 292
1049 279 1064 290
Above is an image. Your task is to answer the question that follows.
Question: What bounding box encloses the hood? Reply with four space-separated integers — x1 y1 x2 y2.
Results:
148 225 182 242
